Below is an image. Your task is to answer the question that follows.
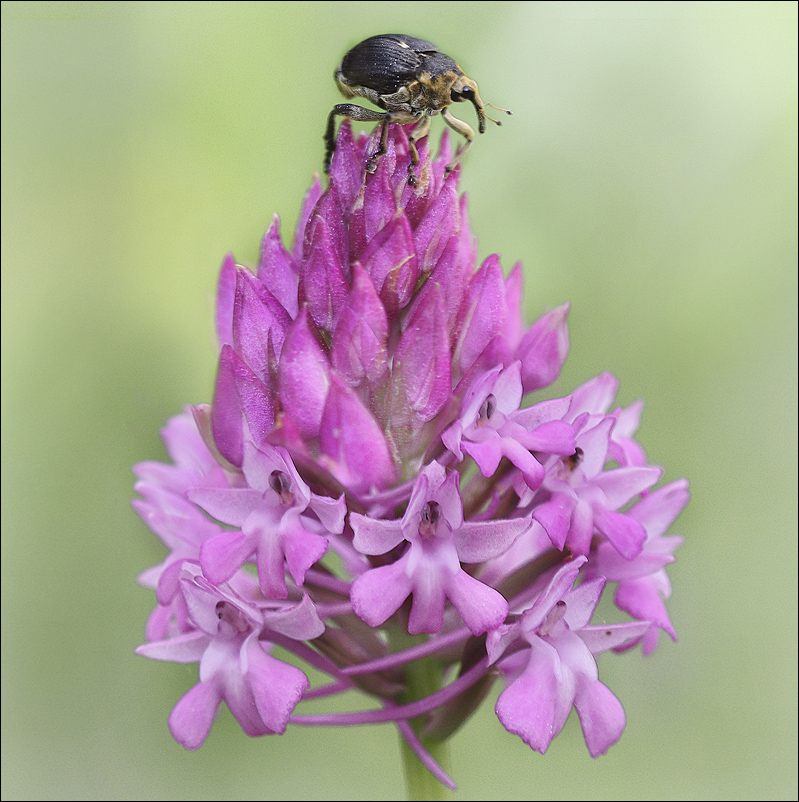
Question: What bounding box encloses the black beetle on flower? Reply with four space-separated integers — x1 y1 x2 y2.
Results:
324 33 511 183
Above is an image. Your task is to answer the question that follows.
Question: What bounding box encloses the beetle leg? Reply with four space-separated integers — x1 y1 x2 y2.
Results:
367 110 420 175
406 116 432 185
367 115 392 174
324 103 387 173
441 109 477 173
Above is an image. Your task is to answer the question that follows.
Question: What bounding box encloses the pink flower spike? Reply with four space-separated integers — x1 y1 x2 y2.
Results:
134 119 690 780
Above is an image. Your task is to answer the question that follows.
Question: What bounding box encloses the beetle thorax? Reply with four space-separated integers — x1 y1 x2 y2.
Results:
409 70 461 114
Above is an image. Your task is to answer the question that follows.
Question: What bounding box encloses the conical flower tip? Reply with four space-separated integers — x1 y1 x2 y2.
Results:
207 122 574 489
135 118 689 782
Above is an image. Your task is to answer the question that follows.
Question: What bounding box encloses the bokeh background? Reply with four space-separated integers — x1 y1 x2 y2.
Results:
2 1 796 799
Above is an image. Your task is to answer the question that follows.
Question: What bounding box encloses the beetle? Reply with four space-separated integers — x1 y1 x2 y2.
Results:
324 33 511 184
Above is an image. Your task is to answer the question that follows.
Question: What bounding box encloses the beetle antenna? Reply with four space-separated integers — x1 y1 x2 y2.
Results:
483 102 513 127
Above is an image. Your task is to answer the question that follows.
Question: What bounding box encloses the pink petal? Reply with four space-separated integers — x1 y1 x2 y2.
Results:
627 478 690 538
136 630 209 664
593 465 662 508
578 621 652 654
407 557 448 634
255 552 288 600
211 345 275 467
562 577 604 630
533 496 573 551
282 529 328 588
573 675 626 757
454 254 507 375
199 529 253 586
519 420 576 456
291 175 322 263
522 556 587 631
501 437 546 489
329 263 388 387
358 213 418 318
278 308 331 440
615 578 677 642
593 508 647 560
495 641 562 753
351 559 413 628
569 372 618 417
215 252 236 348
168 681 220 750
299 215 349 332
188 486 261 527
568 496 596 555
320 375 397 493
243 634 309 733
413 171 458 273
462 433 504 477
257 214 299 317
233 267 291 382
516 302 570 393
445 570 509 635
350 513 405 555
512 395 572 430
262 594 326 640
455 517 530 563
308 492 346 535
392 284 452 421
327 120 361 210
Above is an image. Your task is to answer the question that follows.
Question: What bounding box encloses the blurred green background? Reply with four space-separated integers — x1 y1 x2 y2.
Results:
2 1 796 799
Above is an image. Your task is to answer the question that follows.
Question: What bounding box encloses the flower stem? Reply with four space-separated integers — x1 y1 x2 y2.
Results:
393 628 455 801
399 725 453 801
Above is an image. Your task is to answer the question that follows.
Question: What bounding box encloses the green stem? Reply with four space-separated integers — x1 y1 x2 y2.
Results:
393 629 455 801
399 725 453 801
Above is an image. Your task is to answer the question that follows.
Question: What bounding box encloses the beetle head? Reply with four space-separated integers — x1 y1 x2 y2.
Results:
450 75 513 134
449 76 487 133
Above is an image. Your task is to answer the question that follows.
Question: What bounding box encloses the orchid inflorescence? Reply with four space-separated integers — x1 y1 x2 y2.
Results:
133 121 687 790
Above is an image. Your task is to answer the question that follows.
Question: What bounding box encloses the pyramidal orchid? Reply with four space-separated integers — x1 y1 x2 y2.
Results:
133 121 689 797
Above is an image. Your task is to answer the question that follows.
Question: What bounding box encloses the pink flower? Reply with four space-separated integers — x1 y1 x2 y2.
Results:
588 479 688 654
442 361 575 489
530 415 662 558
136 563 323 749
190 441 344 599
350 462 529 635
487 557 649 756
